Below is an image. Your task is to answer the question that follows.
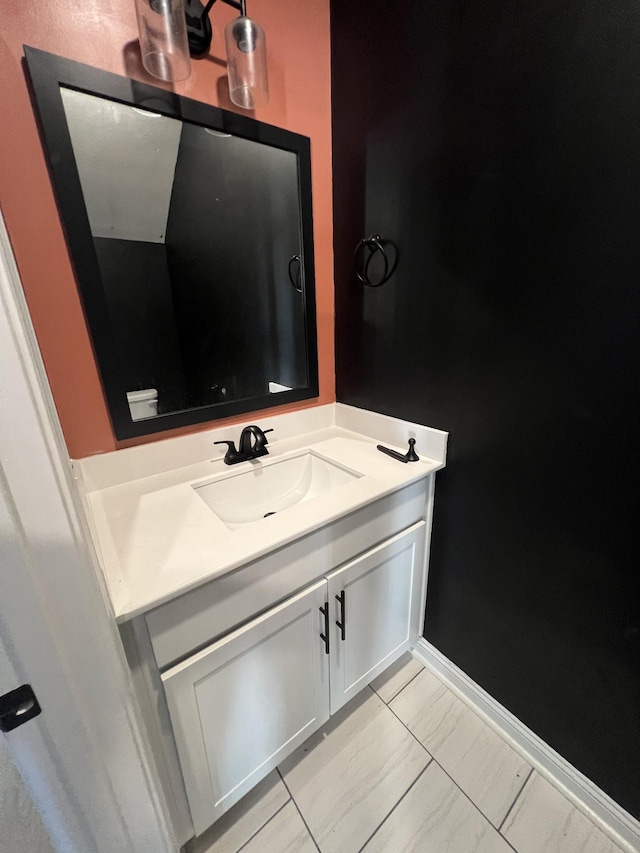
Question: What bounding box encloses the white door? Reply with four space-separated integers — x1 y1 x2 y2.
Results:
327 522 426 714
162 580 330 835
0 211 175 851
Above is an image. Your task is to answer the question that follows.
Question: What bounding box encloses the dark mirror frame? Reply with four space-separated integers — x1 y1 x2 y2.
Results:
24 46 319 440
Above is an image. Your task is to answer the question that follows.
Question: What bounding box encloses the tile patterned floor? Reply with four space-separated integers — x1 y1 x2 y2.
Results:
187 654 627 853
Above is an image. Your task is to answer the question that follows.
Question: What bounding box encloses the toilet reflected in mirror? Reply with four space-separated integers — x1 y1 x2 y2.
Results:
127 389 158 421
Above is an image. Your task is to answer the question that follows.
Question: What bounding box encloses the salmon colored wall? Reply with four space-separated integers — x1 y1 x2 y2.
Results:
0 0 334 458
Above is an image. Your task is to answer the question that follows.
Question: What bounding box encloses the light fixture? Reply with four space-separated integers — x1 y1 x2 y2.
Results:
133 0 269 109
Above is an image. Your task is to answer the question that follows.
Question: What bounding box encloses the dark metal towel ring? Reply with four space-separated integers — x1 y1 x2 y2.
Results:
288 254 303 292
354 234 393 287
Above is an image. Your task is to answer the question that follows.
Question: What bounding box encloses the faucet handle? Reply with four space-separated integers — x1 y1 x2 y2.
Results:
213 440 242 465
261 428 274 445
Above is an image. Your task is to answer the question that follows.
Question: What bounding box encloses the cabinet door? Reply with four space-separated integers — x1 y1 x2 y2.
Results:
161 580 330 835
327 522 425 714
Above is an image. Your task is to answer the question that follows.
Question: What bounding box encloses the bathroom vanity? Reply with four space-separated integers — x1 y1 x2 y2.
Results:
74 405 447 844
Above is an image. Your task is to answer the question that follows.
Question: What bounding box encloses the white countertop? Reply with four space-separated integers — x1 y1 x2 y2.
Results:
81 421 445 623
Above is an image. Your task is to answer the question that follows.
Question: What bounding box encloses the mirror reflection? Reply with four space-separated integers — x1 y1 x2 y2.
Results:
60 88 309 422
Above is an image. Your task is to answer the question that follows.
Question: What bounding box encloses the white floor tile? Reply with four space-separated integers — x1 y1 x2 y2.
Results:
390 668 531 826
240 800 317 853
279 687 430 853
370 652 424 704
185 770 289 853
363 761 514 853
502 772 625 853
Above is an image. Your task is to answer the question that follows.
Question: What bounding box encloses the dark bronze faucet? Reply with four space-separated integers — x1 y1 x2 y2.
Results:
214 424 274 465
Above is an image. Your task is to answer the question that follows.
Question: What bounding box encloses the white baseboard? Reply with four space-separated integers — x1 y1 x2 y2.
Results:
413 639 640 853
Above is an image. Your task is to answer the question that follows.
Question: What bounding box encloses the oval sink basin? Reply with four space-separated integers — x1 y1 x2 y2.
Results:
193 451 363 529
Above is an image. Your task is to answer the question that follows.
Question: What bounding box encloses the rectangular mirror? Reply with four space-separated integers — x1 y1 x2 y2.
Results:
25 47 318 440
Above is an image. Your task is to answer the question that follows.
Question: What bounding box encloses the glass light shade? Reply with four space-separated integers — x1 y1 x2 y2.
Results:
134 0 191 82
224 16 269 110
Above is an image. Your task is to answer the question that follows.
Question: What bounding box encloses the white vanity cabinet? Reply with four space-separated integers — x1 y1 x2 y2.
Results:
80 414 447 846
121 476 437 842
327 521 425 714
158 519 427 835
161 581 330 835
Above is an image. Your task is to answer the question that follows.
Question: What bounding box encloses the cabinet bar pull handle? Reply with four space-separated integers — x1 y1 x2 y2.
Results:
335 591 346 641
319 604 330 654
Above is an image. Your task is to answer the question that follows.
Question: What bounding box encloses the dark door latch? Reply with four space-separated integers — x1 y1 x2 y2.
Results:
0 684 42 732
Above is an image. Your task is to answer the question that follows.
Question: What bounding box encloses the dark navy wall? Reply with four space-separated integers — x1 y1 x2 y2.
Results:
93 237 187 412
165 123 307 407
332 0 640 817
